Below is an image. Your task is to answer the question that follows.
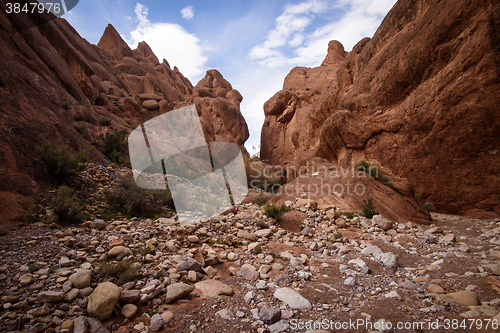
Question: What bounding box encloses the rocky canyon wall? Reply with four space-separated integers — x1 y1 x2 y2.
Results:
260 0 500 216
0 4 248 224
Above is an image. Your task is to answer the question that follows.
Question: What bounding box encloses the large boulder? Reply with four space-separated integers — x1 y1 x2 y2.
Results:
69 269 92 289
87 282 121 320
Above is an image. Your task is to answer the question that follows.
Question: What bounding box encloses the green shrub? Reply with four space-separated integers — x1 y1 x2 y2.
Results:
354 160 370 172
415 190 423 202
61 99 72 109
97 261 139 284
49 186 86 224
36 142 88 184
263 202 289 220
73 112 84 121
98 115 112 126
355 160 390 185
256 191 268 207
345 212 355 219
73 124 90 140
105 174 173 217
422 201 435 212
97 128 127 163
362 198 376 219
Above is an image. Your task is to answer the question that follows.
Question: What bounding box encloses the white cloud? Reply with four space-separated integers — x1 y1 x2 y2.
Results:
249 0 396 68
181 6 194 20
126 3 207 81
249 0 328 60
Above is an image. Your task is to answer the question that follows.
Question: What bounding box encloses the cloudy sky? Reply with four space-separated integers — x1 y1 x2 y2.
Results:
66 0 397 152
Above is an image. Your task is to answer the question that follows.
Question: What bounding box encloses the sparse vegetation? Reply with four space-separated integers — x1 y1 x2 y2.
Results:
96 260 139 284
104 174 173 217
246 158 284 193
36 142 88 184
48 186 87 224
354 160 370 172
362 198 376 219
73 112 84 121
61 99 72 109
256 190 268 206
415 190 423 202
345 212 355 219
98 115 112 126
422 201 435 212
262 202 289 220
97 128 128 164
73 123 90 140
355 160 390 185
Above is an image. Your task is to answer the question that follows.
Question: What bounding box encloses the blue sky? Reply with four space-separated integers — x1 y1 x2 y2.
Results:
65 0 397 153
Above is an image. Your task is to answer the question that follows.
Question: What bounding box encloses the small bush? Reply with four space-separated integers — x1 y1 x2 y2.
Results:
246 159 283 193
97 261 139 284
73 112 84 121
354 160 370 172
97 128 128 164
49 186 86 224
98 115 112 126
37 142 88 184
263 202 289 220
105 174 173 217
256 191 269 206
345 212 355 219
415 190 423 202
73 124 90 140
362 198 376 219
422 201 435 212
355 160 390 185
61 99 72 109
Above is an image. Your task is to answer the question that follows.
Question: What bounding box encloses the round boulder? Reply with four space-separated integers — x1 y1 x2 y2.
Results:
142 100 159 111
87 282 121 320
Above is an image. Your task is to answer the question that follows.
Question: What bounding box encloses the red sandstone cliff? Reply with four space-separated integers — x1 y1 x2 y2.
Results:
0 4 248 225
261 0 500 216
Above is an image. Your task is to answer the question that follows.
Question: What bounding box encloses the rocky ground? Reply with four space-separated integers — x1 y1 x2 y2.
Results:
2 184 500 333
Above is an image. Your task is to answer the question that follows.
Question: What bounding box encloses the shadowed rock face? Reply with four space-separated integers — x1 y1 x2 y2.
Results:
261 0 500 215
0 7 248 226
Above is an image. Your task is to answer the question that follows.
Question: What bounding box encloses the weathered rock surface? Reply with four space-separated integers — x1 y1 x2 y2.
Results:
87 282 121 320
260 0 500 216
69 269 92 289
164 283 194 303
442 290 479 306
274 287 312 309
195 279 234 298
0 11 248 227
